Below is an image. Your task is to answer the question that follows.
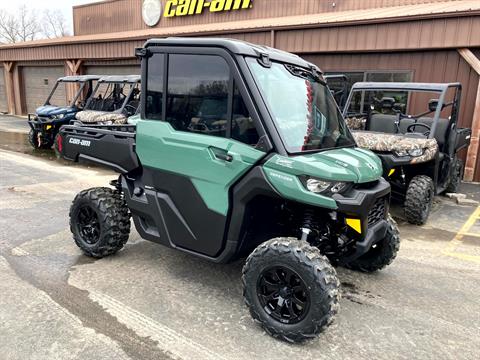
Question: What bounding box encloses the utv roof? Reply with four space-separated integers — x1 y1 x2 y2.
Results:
98 75 141 83
144 37 321 72
350 82 461 92
57 75 101 82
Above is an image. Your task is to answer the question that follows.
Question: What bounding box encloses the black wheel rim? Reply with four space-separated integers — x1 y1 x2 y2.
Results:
257 266 310 324
76 206 100 245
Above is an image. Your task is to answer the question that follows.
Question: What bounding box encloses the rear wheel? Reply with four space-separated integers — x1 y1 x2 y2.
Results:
445 158 463 193
404 175 434 225
70 187 130 258
242 238 339 343
345 215 400 273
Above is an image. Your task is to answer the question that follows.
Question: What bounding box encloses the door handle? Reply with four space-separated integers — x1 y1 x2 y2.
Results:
215 152 233 162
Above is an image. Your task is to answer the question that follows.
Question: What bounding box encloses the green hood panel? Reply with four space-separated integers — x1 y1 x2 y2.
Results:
265 147 382 183
263 147 382 209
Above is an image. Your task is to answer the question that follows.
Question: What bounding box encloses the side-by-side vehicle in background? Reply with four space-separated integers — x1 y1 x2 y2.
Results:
343 82 471 224
73 75 141 126
27 75 99 149
56 38 400 342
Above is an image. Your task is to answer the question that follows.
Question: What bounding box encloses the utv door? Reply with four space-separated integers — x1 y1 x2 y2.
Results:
136 51 268 257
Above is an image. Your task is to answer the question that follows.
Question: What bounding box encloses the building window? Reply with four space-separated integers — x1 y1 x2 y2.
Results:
145 53 165 120
166 54 229 138
326 70 413 112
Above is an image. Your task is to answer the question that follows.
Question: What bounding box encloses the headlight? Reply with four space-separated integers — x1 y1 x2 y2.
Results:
395 148 424 157
304 177 349 195
408 148 424 157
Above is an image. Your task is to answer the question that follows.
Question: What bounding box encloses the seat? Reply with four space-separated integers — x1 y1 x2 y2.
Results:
368 114 398 133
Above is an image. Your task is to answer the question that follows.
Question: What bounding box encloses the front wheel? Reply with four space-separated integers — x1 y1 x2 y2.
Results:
404 175 434 225
70 187 131 258
28 128 53 149
345 215 400 273
242 238 340 343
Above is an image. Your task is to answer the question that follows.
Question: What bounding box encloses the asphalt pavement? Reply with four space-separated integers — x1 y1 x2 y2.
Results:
0 121 479 360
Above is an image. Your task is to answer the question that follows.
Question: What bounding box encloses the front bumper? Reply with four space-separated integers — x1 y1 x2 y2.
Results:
332 177 391 262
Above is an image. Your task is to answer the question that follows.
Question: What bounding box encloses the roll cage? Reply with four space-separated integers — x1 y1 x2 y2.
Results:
44 75 101 108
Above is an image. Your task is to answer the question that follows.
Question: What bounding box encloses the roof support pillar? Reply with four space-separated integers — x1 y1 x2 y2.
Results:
458 48 480 181
270 29 275 48
65 59 84 105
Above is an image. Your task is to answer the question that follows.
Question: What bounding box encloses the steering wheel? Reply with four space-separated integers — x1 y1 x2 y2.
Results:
123 104 137 116
407 123 431 136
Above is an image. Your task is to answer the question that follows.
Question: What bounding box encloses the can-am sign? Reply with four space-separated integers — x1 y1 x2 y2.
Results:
165 0 252 17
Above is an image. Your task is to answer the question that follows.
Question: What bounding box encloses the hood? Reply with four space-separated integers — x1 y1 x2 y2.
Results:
265 147 383 183
36 105 75 117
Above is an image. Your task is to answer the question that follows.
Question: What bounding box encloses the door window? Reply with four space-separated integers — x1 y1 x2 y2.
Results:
231 84 260 147
166 54 229 138
145 53 165 120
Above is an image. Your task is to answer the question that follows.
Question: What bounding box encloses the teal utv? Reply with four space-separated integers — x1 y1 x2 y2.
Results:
56 38 400 343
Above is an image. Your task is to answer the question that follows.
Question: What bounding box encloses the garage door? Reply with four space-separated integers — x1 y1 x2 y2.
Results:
23 66 65 114
0 68 8 113
85 65 141 76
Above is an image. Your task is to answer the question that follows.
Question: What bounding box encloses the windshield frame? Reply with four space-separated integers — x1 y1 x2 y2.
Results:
245 57 356 155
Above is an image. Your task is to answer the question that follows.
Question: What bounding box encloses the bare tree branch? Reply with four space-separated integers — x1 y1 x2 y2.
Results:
0 6 69 44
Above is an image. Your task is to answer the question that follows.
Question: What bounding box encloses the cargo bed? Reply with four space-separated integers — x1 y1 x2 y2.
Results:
57 124 139 173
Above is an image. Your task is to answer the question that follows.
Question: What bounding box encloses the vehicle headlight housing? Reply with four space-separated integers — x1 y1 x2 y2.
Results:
395 148 425 157
304 177 350 195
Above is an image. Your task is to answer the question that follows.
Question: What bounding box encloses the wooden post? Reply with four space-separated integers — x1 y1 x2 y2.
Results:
270 29 275 48
3 62 15 115
458 48 480 181
65 59 84 104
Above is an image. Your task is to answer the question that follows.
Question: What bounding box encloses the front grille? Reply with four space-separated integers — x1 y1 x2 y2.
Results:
368 197 387 226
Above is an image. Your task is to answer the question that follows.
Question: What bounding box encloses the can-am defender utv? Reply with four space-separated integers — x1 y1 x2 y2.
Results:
27 75 99 149
57 38 400 343
72 75 141 126
343 82 471 225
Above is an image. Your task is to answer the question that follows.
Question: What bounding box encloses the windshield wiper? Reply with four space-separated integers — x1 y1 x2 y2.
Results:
285 64 322 83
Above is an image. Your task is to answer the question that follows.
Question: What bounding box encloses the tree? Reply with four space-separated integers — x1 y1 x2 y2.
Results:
0 5 70 44
42 9 70 39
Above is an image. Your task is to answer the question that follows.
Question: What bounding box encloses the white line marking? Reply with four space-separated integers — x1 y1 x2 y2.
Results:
89 291 227 360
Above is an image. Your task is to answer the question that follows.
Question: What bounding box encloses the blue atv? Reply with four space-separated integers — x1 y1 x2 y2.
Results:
28 75 100 149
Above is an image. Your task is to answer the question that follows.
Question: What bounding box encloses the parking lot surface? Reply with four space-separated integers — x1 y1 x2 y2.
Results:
1 128 479 360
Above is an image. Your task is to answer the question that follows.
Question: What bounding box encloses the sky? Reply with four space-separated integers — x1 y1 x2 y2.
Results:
0 0 96 34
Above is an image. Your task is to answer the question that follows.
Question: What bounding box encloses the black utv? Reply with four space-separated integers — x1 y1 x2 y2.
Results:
343 82 472 224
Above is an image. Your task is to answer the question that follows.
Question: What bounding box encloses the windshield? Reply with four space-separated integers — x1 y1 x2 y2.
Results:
247 58 355 153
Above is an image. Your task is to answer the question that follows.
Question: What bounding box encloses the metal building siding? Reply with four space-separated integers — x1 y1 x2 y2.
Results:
84 65 141 76
22 66 66 114
73 0 466 35
0 67 8 113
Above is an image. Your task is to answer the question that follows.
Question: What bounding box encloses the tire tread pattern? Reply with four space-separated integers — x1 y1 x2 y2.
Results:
70 187 130 258
242 238 340 343
405 175 434 225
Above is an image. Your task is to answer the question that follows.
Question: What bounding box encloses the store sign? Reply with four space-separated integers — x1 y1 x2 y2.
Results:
164 0 252 17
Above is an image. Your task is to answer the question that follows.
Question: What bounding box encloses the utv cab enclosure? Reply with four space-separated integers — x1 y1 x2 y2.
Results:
57 38 400 342
343 82 471 225
28 75 99 149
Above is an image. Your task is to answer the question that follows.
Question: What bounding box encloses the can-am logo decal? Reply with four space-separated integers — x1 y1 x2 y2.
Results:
164 0 252 17
69 138 91 147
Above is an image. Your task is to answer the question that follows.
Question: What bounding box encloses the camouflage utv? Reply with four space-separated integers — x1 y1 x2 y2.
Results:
343 82 471 225
73 75 141 126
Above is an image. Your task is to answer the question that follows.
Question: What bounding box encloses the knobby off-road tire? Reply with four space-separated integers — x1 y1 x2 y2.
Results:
242 238 340 343
404 175 434 225
28 128 53 149
345 214 400 273
70 187 130 258
445 158 464 193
